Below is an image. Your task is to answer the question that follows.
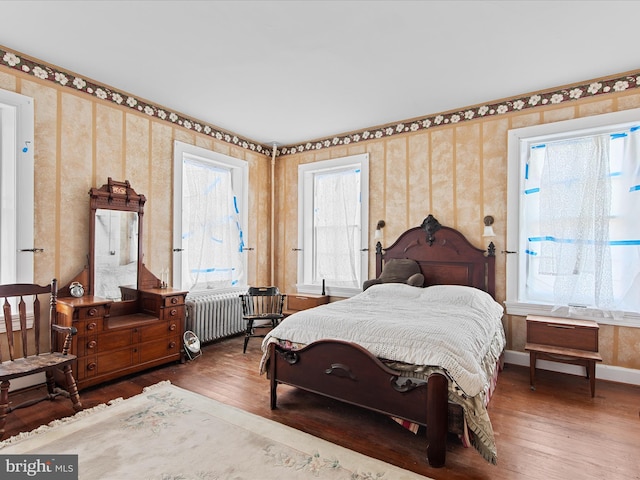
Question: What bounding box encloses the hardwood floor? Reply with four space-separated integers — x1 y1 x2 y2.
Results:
3 335 639 480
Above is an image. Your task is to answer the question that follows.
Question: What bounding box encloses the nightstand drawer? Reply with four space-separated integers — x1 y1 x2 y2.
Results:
526 315 599 352
287 294 329 312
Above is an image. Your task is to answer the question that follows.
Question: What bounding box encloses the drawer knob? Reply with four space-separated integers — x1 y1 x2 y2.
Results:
169 341 176 349
87 340 96 349
170 297 179 304
88 308 98 317
169 323 177 331
169 308 177 316
87 322 97 331
87 362 96 371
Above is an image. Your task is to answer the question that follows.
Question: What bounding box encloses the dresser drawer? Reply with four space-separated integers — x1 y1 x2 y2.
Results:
76 318 103 334
139 335 181 363
287 294 329 312
76 335 98 356
526 315 599 352
138 319 180 340
163 295 185 307
94 329 134 352
77 305 107 320
161 305 185 321
78 348 135 379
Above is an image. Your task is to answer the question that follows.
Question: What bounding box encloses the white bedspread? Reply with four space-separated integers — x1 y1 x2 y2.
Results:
260 283 506 464
262 283 505 398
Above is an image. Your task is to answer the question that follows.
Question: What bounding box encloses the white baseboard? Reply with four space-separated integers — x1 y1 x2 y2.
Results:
504 350 640 386
7 372 46 392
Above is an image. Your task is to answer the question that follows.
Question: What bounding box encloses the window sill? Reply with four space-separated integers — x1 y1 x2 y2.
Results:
0 314 35 333
295 284 359 298
505 301 640 328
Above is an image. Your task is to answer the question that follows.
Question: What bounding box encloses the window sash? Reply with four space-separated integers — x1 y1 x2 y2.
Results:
298 154 369 297
172 141 248 292
507 109 640 326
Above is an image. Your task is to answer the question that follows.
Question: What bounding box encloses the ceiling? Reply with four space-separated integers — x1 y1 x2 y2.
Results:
2 1 639 147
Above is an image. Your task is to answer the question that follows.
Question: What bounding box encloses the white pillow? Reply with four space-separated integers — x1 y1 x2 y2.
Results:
358 282 424 301
420 285 503 317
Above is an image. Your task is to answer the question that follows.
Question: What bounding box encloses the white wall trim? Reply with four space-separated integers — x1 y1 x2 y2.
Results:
504 349 640 386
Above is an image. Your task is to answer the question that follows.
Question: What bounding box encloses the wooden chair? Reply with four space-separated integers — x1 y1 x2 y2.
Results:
240 287 285 353
0 279 82 438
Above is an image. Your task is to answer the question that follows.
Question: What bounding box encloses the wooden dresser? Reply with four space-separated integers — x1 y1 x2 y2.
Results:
525 314 602 397
56 288 187 391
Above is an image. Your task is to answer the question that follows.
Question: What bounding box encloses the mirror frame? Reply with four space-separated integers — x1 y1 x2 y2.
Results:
89 178 145 299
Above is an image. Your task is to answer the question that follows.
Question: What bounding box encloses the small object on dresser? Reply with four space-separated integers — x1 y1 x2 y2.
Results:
69 282 84 298
160 268 169 288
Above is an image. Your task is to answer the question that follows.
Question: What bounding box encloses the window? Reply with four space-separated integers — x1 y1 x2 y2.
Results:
297 154 369 297
506 109 640 326
172 141 248 292
0 89 34 286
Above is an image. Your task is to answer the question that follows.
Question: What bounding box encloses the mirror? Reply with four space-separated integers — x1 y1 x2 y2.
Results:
89 178 146 301
93 209 139 300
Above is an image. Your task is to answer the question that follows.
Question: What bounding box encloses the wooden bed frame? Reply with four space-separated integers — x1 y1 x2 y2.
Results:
268 215 496 468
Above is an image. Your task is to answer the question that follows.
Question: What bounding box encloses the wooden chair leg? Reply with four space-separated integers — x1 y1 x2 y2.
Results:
243 319 254 354
63 365 82 411
45 370 57 398
0 380 10 439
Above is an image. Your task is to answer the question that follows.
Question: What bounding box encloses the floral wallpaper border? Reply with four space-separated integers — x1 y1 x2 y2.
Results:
2 45 639 157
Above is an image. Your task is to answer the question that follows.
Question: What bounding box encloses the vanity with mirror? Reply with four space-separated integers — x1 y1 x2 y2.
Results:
55 178 187 390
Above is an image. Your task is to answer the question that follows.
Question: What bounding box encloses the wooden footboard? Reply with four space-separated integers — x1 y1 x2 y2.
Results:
268 339 448 468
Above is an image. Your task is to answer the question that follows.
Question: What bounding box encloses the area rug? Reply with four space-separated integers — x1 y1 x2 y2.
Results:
0 381 431 479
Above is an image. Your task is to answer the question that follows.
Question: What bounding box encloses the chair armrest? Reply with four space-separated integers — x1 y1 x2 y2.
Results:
51 325 78 336
51 325 78 355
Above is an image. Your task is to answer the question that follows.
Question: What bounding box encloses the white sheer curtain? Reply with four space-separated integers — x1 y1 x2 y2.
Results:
616 127 640 311
538 134 614 309
182 159 244 291
313 168 361 288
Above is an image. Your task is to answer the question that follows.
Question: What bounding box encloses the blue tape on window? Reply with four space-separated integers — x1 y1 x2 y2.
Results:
630 125 640 132
610 239 640 246
233 196 239 214
531 144 546 149
630 185 640 192
529 236 640 246
525 249 538 256
524 187 540 195
610 132 627 139
191 267 234 273
528 236 573 243
525 163 529 180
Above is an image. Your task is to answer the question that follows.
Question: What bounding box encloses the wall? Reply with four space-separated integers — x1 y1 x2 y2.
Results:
0 66 272 293
2 46 639 373
274 89 640 372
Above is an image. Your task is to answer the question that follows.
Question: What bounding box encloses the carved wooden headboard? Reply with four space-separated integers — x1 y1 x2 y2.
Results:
375 215 496 298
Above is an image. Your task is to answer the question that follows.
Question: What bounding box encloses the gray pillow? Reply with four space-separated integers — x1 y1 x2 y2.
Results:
378 259 421 283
